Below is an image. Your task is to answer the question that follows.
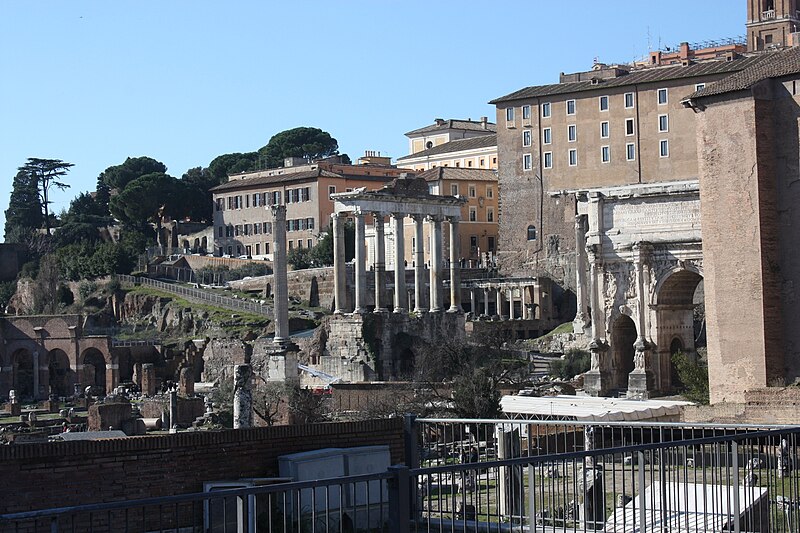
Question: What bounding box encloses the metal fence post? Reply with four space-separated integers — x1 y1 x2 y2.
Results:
638 450 647 533
732 440 741 533
404 414 419 469
388 465 411 533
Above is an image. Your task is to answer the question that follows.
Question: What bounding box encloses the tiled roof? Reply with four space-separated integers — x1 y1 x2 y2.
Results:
405 119 496 136
687 47 800 99
490 55 768 104
210 169 341 192
397 134 497 161
416 167 498 183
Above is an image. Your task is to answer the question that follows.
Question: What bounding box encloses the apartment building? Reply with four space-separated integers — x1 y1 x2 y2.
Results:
397 134 498 172
210 156 411 259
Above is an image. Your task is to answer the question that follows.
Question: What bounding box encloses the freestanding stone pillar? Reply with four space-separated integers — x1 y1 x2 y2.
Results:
179 366 194 397
585 245 610 397
32 351 40 400
373 213 387 313
392 213 406 313
169 387 178 432
628 243 654 399
448 217 461 312
470 289 476 314
354 211 367 313
507 288 515 319
429 216 443 312
141 363 156 397
413 214 426 313
233 364 253 429
272 205 291 346
483 287 489 315
332 213 347 314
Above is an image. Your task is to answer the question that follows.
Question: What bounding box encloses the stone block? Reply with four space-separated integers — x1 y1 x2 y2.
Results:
141 363 156 397
87 401 132 431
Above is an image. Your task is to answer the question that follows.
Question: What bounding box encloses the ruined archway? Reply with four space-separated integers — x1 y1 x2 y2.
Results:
610 315 637 390
653 269 704 391
81 348 107 393
11 349 34 400
47 349 72 397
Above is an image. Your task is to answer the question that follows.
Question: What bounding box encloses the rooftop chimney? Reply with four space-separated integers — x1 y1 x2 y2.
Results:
434 118 446 126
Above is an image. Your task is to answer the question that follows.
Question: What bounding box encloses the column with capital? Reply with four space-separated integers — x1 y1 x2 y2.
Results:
628 243 654 398
507 288 514 320
391 213 407 312
373 213 387 313
470 288 476 315
584 244 610 396
353 211 367 314
447 217 461 313
332 212 347 314
429 215 443 312
483 287 489 316
412 215 426 313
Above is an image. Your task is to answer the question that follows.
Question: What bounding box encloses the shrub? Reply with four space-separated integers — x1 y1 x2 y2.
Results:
56 284 74 307
672 350 709 404
78 280 97 301
550 349 591 380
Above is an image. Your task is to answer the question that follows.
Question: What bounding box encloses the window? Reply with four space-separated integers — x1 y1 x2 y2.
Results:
467 160 473 167
227 246 232 256
255 243 260 255
527 225 537 240
626 143 636 161
658 88 668 105
227 197 233 210
541 102 551 118
328 185 336 196
543 152 553 169
568 124 577 142
307 217 315 229
236 245 242 255
235 225 241 236
625 118 635 136
543 127 552 145
522 105 531 120
600 121 609 138
487 207 494 222
265 243 270 254
599 95 609 111
479 158 485 167
307 239 313 249
297 240 303 249
469 207 477 222
660 139 669 157
216 198 224 211
218 226 223 237
487 236 495 252
566 99 576 115
695 83 706 91
601 146 610 163
658 114 669 132
506 107 515 122
486 186 493 198
264 222 272 234
470 235 478 251
302 187 310 201
451 184 459 196
568 149 578 167
523 154 532 171
288 241 293 250
469 185 476 197
272 191 281 205
522 130 532 147
625 92 635 108
245 195 250 208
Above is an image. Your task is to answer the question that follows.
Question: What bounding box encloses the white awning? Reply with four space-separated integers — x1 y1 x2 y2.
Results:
500 395 693 422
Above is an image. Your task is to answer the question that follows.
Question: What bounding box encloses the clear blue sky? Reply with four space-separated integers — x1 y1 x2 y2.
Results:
0 1 744 232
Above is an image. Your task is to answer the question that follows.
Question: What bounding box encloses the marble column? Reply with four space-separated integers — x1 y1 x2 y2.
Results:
574 215 591 333
628 243 654 399
413 214 426 313
272 205 291 345
507 288 514 319
483 287 489 315
470 289 476 314
448 217 461 313
332 213 347 314
392 213 406 313
585 245 610 397
353 211 367 314
521 286 529 319
429 216 443 312
233 364 253 429
373 213 387 313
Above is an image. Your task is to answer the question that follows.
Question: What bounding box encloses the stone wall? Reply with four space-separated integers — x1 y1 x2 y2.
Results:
682 387 800 424
0 418 405 514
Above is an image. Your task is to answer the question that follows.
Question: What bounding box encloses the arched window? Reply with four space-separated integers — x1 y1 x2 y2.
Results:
527 225 537 241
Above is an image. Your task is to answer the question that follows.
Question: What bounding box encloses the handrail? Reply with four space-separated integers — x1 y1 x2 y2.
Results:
114 274 272 317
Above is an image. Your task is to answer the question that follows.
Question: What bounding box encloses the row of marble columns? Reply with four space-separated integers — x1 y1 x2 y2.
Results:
332 211 462 314
467 286 537 319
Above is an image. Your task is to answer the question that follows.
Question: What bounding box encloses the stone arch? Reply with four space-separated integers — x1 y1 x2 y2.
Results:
47 349 73 397
652 268 704 392
201 236 208 253
11 348 35 400
610 315 637 391
309 276 320 307
391 332 415 379
81 348 107 393
193 238 200 252
182 239 190 250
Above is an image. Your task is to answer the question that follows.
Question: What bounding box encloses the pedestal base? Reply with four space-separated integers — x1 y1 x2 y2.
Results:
584 371 612 397
627 370 654 400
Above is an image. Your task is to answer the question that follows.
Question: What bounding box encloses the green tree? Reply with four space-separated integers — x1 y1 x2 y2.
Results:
308 220 355 267
287 246 315 270
4 170 44 242
17 158 73 233
109 172 177 231
258 127 340 168
672 351 710 404
208 152 260 184
101 156 167 191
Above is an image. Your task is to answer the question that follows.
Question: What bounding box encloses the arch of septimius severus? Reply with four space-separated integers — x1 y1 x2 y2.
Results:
566 180 703 399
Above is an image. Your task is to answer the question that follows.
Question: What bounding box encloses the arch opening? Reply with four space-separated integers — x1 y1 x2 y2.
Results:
610 315 637 390
12 349 34 400
82 348 107 393
48 349 72 397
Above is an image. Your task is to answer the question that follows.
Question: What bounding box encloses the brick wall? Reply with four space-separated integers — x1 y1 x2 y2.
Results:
0 418 405 514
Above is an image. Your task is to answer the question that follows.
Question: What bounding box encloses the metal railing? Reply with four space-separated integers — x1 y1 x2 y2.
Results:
115 274 273 317
3 426 800 532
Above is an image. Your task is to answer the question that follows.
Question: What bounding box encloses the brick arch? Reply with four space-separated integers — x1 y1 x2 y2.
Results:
47 348 73 397
80 347 108 393
10 347 35 400
43 317 71 339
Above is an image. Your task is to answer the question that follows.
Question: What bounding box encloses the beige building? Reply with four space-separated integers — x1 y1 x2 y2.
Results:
210 157 411 259
399 118 497 171
490 0 800 400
